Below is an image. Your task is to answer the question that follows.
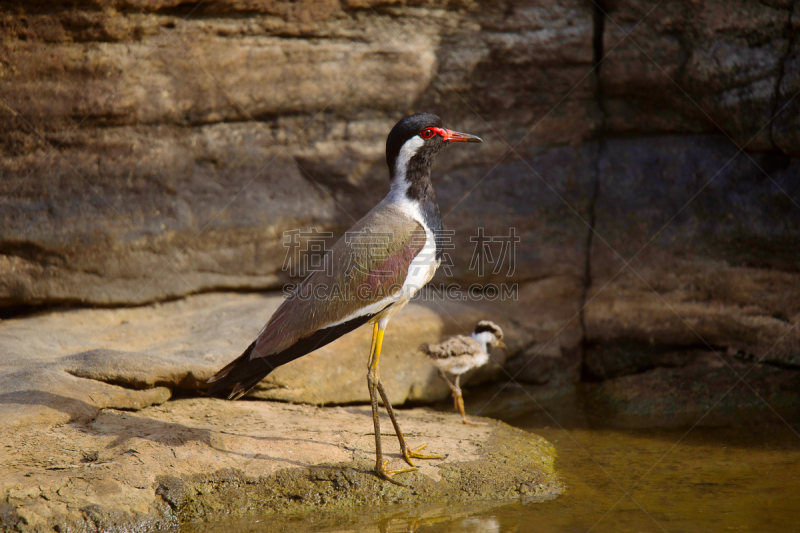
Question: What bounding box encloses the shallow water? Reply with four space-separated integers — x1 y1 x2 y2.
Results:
184 392 800 532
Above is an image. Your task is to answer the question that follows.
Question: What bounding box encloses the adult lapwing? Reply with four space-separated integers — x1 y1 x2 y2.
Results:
421 320 505 425
208 113 482 483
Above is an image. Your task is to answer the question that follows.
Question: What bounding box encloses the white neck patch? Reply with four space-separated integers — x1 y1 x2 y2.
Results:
385 135 427 223
389 135 425 196
471 331 496 351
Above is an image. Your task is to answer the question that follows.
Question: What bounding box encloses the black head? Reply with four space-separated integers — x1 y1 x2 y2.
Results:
473 320 504 340
385 113 482 181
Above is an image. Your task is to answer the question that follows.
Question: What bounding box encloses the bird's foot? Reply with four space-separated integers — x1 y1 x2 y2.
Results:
462 418 489 426
401 443 446 467
375 460 416 486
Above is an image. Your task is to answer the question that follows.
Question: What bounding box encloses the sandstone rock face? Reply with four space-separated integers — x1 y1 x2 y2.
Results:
0 0 598 307
600 0 799 153
2 0 800 437
436 144 597 287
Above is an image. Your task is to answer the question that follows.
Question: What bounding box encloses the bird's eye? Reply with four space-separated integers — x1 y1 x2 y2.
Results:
420 128 435 140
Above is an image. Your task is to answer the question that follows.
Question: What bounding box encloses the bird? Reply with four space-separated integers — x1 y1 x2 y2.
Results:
421 320 505 426
207 113 482 483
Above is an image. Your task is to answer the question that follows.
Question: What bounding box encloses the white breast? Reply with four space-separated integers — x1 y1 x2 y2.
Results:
402 222 437 298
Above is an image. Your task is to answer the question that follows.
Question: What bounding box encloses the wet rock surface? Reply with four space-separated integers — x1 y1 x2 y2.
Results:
587 135 800 369
581 352 800 428
467 348 800 431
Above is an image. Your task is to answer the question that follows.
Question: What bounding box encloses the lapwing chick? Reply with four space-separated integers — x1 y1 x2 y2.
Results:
207 113 482 484
422 321 505 425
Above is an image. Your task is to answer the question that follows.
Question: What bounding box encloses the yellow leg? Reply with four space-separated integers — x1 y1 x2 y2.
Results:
368 322 415 484
440 372 487 426
376 379 444 466
368 321 379 364
454 391 486 426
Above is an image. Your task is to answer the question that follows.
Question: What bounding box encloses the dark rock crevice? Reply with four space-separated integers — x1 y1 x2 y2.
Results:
579 0 607 382
770 2 798 148
63 368 160 393
583 342 720 382
578 159 600 383
591 0 607 115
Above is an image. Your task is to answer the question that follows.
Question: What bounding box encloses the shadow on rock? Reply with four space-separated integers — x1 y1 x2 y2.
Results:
0 391 215 449
95 409 216 450
0 390 99 424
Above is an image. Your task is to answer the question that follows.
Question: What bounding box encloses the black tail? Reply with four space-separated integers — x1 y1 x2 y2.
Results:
206 340 262 400
206 313 377 400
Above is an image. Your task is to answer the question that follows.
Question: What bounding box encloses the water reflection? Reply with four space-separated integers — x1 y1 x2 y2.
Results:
448 517 501 533
384 515 501 533
184 504 512 533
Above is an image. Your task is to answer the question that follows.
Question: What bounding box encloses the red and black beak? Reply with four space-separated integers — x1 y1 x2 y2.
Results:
441 129 482 143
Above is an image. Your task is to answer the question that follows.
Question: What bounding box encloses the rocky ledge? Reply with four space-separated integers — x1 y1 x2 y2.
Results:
0 290 561 532
0 399 559 532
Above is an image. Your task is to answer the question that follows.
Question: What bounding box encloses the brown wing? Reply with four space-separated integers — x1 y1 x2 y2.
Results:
208 203 429 398
422 336 481 359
